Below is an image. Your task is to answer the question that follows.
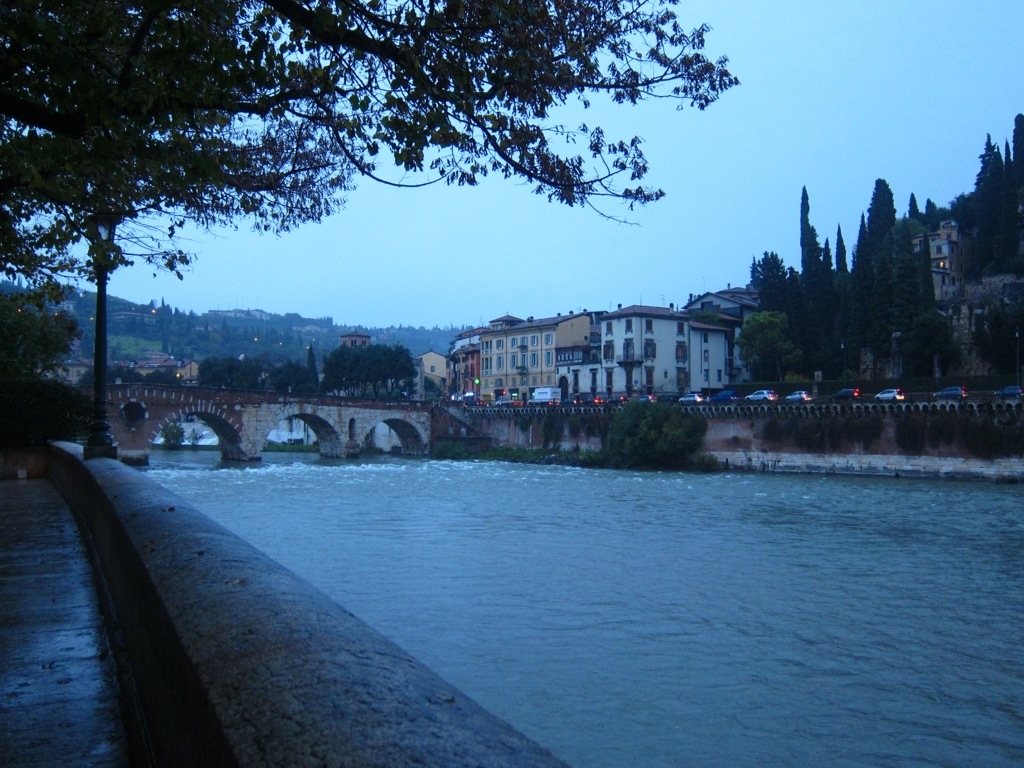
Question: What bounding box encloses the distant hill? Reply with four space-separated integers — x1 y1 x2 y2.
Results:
4 281 467 363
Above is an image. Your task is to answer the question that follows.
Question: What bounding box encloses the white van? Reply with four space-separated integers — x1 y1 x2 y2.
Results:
530 386 562 405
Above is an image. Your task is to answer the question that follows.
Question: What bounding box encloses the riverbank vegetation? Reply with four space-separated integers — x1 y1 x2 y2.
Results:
433 402 716 471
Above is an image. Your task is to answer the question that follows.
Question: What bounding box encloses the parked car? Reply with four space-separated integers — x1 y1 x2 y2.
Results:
934 386 968 400
745 389 779 402
678 393 705 404
785 390 813 402
832 387 861 401
708 389 740 403
874 388 905 402
994 385 1022 400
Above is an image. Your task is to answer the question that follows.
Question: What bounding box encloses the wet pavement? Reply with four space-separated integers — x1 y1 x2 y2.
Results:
0 479 129 767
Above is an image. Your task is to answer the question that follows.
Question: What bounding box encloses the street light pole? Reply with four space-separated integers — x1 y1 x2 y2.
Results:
85 216 118 459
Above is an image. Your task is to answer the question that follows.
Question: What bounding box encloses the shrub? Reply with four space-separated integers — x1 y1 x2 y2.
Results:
160 421 185 448
603 401 707 469
0 378 91 448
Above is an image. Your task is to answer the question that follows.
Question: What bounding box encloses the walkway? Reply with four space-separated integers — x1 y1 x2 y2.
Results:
0 479 129 767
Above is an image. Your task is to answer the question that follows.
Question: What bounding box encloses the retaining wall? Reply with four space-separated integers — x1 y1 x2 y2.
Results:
45 443 569 768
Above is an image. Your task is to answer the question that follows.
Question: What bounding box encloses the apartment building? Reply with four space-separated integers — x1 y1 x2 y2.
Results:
448 327 483 401
478 312 592 402
589 305 688 397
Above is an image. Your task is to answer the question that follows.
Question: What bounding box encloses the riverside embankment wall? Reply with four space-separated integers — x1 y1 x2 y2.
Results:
459 401 1024 481
43 443 569 768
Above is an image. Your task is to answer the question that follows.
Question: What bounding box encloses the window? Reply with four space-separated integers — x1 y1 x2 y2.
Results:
625 319 633 333
544 350 553 366
590 369 598 390
675 342 687 361
544 332 553 345
645 319 653 333
484 340 492 352
496 339 504 350
606 321 612 334
703 349 709 362
703 368 709 382
702 332 708 343
429 365 435 372
531 335 539 347
717 369 722 382
677 322 686 335
530 352 538 367
643 340 657 359
605 369 614 390
676 368 687 390
622 339 634 360
603 342 614 361
645 367 654 387
495 378 503 387
520 336 528 348
496 355 503 370
511 353 518 368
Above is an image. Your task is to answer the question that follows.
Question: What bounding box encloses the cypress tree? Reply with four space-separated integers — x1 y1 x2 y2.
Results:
1001 139 1020 263
306 343 318 390
908 193 922 222
835 225 848 275
871 228 896 353
866 179 897 255
973 135 1003 273
850 214 872 351
1013 113 1024 190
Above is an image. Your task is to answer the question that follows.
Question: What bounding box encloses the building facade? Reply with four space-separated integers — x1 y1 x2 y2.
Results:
413 351 447 400
912 220 970 303
478 312 592 402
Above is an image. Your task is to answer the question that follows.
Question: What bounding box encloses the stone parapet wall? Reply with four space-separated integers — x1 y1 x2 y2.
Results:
45 443 569 768
710 450 1024 481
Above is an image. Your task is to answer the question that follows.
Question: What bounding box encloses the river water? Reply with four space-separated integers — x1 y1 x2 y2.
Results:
144 452 1024 767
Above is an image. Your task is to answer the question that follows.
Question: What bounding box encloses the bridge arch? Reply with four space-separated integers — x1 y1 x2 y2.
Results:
276 411 345 458
361 417 427 456
152 408 248 461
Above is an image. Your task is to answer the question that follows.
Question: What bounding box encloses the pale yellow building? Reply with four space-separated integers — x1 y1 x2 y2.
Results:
478 312 592 401
414 350 447 400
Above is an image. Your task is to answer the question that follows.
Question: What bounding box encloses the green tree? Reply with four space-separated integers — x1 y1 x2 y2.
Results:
849 214 872 351
160 421 185 448
198 355 266 389
749 251 788 313
736 311 802 382
1 0 738 298
903 312 961 377
604 401 707 469
0 292 81 380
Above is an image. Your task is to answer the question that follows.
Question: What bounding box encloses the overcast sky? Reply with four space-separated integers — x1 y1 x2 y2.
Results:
101 1 1024 329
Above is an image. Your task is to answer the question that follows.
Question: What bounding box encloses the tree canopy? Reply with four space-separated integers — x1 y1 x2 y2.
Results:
0 291 81 379
1 0 738 296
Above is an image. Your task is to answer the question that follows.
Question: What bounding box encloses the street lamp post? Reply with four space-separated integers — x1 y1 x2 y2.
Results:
85 216 118 459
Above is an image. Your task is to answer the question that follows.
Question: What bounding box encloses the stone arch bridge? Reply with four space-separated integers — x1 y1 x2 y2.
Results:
105 384 471 464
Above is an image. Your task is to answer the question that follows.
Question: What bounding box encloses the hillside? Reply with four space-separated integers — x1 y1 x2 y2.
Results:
7 282 467 364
